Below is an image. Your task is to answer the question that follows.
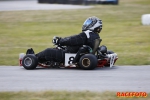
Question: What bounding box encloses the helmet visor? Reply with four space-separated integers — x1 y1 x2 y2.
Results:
83 19 92 26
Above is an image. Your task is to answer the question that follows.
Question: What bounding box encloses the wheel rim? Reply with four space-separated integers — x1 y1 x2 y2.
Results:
82 58 90 67
24 57 32 67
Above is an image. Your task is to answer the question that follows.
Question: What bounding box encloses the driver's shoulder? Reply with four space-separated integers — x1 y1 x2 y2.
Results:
82 31 99 39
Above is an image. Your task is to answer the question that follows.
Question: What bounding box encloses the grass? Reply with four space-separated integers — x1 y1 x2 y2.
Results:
0 0 150 66
0 91 149 100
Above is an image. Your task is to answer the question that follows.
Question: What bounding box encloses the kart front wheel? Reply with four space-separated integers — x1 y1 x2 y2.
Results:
79 54 98 70
22 54 38 70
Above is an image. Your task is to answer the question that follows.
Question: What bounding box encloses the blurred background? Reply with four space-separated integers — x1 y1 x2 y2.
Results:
37 0 119 5
0 0 150 66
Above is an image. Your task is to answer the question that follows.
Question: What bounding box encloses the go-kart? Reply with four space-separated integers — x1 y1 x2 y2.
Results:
19 38 118 70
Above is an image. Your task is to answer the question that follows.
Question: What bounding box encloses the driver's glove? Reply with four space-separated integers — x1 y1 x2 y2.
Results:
52 36 61 45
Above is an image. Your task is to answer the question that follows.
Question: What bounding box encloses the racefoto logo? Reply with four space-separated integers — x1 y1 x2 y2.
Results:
117 92 148 98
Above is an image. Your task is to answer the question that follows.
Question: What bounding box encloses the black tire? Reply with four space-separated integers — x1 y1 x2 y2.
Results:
79 54 98 70
22 54 38 70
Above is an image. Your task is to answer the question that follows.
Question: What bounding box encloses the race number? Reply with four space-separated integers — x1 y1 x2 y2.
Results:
68 57 74 64
65 53 76 66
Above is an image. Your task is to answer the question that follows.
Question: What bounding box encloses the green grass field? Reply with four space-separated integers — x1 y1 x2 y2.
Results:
0 0 150 66
0 91 149 100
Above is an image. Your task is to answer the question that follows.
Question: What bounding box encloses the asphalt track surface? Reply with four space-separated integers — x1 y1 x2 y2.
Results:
0 0 92 11
0 65 150 92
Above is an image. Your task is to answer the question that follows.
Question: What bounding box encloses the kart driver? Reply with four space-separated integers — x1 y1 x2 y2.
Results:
26 16 103 63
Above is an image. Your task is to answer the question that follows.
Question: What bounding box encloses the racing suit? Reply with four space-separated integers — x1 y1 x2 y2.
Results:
36 30 100 63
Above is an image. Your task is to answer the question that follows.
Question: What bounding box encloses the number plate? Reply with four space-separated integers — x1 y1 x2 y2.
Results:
65 53 76 66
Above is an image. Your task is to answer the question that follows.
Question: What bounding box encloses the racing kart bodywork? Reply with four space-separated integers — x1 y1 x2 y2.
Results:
19 38 118 70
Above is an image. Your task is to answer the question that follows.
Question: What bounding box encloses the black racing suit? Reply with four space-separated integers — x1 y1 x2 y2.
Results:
36 31 100 63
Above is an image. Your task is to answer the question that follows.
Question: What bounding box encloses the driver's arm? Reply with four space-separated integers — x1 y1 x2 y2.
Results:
59 32 87 46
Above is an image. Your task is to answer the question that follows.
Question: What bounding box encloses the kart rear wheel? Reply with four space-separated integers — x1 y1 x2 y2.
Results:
79 54 98 70
22 54 38 70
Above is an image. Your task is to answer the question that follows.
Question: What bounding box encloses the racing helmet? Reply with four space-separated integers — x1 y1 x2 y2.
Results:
99 45 107 55
82 16 102 33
